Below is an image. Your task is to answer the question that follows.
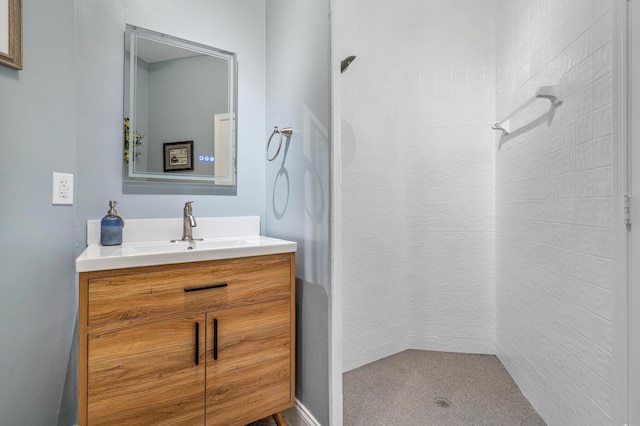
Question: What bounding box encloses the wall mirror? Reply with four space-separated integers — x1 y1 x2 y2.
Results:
123 24 237 195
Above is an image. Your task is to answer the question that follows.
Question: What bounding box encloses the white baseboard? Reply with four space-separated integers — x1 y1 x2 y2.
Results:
284 398 322 426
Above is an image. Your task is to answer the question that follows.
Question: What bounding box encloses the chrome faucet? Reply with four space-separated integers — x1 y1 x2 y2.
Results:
172 201 203 242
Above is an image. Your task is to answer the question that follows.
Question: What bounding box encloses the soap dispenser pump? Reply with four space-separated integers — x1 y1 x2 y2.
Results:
100 201 124 246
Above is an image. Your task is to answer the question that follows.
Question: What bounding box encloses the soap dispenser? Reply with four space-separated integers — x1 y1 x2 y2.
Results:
100 201 124 246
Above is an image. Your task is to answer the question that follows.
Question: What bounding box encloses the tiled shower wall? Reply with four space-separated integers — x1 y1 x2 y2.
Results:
494 0 614 424
340 0 496 372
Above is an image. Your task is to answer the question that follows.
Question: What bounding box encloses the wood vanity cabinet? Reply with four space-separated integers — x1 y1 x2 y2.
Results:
78 253 295 426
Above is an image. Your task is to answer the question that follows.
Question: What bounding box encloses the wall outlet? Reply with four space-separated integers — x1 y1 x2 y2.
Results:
52 172 74 205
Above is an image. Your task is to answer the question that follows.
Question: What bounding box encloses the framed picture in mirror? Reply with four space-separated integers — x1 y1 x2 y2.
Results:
163 141 194 172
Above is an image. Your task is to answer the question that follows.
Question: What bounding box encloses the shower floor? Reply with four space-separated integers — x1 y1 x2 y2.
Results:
343 350 546 426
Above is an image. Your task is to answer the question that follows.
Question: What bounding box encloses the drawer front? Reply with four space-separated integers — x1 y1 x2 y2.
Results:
87 256 292 326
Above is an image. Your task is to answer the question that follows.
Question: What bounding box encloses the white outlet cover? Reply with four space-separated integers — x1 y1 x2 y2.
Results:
52 172 74 205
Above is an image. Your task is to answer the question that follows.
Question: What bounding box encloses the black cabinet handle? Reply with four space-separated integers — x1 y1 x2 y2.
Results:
195 322 200 366
184 283 228 292
213 318 218 361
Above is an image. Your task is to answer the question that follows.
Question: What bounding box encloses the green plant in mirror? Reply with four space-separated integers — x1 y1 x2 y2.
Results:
124 117 144 163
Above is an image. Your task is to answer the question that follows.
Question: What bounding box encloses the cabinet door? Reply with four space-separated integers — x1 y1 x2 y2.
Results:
206 299 293 426
87 315 206 425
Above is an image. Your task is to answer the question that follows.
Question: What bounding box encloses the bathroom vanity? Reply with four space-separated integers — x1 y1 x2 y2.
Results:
76 217 296 426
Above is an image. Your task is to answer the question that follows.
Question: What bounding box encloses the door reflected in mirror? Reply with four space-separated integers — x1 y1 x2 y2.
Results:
123 25 237 195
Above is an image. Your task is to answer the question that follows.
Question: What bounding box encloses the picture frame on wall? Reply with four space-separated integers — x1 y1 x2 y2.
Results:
0 0 22 70
163 141 194 172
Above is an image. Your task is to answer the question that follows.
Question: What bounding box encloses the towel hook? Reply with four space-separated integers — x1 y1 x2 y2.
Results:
266 126 293 161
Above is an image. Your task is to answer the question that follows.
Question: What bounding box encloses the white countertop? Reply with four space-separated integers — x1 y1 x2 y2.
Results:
76 216 296 272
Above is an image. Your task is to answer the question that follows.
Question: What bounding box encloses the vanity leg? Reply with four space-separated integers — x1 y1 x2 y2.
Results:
272 412 288 426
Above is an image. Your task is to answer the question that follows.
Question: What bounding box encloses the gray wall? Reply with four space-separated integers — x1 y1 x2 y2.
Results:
0 1 267 424
0 0 78 424
265 1 332 424
75 0 266 226
0 1 331 423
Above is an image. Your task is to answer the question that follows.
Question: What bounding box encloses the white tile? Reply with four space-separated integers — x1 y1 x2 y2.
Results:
591 286 613 321
593 167 613 197
494 1 614 422
593 135 613 167
591 257 613 290
594 197 613 227
593 227 613 260
574 199 594 226
342 0 498 370
575 113 594 145
593 73 612 110
575 170 594 198
574 84 594 118
593 43 612 80
575 142 593 171
593 105 612 138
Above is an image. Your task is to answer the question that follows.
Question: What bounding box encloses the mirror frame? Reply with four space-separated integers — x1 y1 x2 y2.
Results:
123 24 238 195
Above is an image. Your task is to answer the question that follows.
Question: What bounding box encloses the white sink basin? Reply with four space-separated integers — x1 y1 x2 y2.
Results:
125 237 258 255
76 217 296 272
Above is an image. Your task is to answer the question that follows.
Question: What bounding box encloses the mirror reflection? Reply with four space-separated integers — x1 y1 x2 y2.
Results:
123 25 237 194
